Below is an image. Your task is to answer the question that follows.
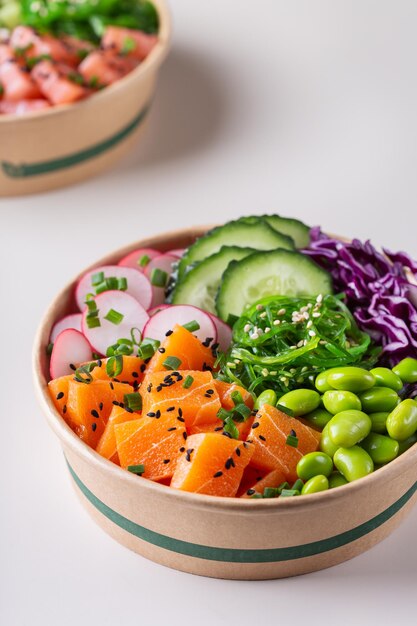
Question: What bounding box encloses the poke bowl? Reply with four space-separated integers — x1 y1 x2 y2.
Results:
33 215 417 579
0 0 171 197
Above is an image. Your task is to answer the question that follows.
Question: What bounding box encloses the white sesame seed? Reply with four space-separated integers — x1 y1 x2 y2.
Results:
316 294 323 303
234 359 241 364
227 362 236 368
301 366 308 373
312 312 321 318
260 311 267 318
273 319 281 326
270 371 277 376
278 308 286 316
290 345 297 350
308 330 316 337
250 332 259 340
264 327 271 333
256 304 264 311
306 320 313 328
261 368 269 377
244 324 251 332
297 340 304 348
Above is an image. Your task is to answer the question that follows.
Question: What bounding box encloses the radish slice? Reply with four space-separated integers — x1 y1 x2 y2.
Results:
166 248 185 258
209 314 233 352
143 305 217 344
50 313 82 343
118 248 160 271
50 329 93 379
144 254 178 307
82 290 149 355
75 265 152 312
148 304 171 317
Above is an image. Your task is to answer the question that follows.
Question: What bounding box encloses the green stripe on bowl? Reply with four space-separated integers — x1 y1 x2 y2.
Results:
1 104 149 179
67 462 417 563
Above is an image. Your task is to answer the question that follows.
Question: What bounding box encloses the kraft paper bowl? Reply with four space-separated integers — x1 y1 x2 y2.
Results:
33 227 417 579
0 0 170 197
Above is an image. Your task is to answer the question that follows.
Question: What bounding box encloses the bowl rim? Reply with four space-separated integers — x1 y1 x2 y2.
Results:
0 0 171 124
32 224 417 513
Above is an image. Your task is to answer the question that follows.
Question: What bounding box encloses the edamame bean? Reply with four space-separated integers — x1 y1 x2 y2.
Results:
328 472 348 488
360 433 399 464
319 423 340 457
296 452 333 480
301 475 329 495
386 399 417 441
392 358 417 384
369 412 389 434
315 370 333 393
326 367 375 392
322 390 361 414
370 367 403 392
304 407 333 430
397 433 417 455
328 410 372 447
254 389 277 410
358 387 400 413
334 446 374 482
277 389 320 416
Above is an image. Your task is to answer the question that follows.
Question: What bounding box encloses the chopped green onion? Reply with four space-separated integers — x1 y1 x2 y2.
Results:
85 296 97 312
91 271 105 286
86 315 101 329
263 487 281 498
106 355 123 378
137 338 160 360
46 342 54 356
182 320 200 333
74 361 99 384
138 254 151 268
292 479 304 491
121 36 136 54
182 375 194 389
231 390 244 406
127 464 145 475
124 392 142 411
163 356 182 370
223 416 239 439
280 489 300 497
68 71 84 85
234 403 252 421
286 434 299 448
276 404 294 417
130 328 142 346
118 277 128 291
217 407 231 422
104 308 124 325
150 268 168 288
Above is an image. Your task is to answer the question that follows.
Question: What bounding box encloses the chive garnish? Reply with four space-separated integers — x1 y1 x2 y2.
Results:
231 390 244 406
121 36 136 55
276 404 294 417
137 338 160 360
163 356 182 370
182 375 194 389
182 320 200 332
74 361 99 384
46 342 54 355
223 416 239 439
124 392 142 411
150 268 168 288
91 271 105 286
138 254 150 268
280 489 300 497
104 309 124 325
285 434 299 448
292 479 304 492
87 316 101 329
127 464 145 475
106 355 123 378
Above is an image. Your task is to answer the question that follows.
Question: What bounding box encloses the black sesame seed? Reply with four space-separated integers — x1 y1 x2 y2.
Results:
140 364 146 373
183 432 188 440
225 458 232 470
246 489 256 495
163 459 170 464
290 429 297 437
214 426 223 431
179 446 185 452
167 406 175 412
178 408 183 417
147 412 156 417
109 382 114 390
147 384 152 393
69 363 76 371
252 422 260 429
125 407 134 414
112 400 120 406
92 423 97 432
259 434 266 441
235 447 241 456
185 448 194 462
177 416 185 423
156 385 163 392
132 371 139 378
155 410 161 419
167 427 177 432
206 389 214 395
119 402 125 409
91 409 99 419
165 329 173 336
222 431 232 439
63 405 67 414
56 391 64 400
144 357 151 364
202 362 212 372
213 471 223 478
202 337 213 347
158 347 166 354
243 442 249 448
99 402 104 411
97 359 102 367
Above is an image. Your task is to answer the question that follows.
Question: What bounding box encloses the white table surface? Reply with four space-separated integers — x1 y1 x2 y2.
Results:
1 1 417 624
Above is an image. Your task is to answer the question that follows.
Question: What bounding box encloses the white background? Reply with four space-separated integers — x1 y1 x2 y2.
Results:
1 1 417 624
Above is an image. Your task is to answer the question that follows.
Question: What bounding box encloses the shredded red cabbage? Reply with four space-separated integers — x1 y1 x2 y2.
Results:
304 228 417 364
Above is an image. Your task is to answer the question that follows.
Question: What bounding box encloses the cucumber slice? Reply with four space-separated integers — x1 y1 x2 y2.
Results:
177 219 294 279
216 249 333 321
172 246 255 314
239 214 311 248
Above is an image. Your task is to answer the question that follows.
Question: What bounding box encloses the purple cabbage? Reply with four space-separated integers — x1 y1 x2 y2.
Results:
304 228 417 365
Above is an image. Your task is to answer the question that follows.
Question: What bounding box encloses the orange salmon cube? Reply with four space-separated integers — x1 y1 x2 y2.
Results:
32 60 87 105
240 468 288 498
78 49 137 86
0 59 41 101
102 26 157 61
96 405 137 464
145 325 216 375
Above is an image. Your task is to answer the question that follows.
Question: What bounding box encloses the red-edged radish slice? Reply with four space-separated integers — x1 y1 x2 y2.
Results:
82 290 149 355
166 248 185 258
75 265 152 312
50 329 93 379
147 304 171 317
209 314 233 352
50 313 83 343
118 248 160 271
143 305 217 344
144 253 178 307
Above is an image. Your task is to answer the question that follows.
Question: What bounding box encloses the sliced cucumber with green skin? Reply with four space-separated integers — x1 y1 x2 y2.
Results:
237 214 311 248
216 249 333 321
172 246 256 314
177 219 295 279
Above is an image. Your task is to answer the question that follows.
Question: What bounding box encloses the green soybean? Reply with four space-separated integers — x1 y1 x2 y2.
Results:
328 472 348 488
254 389 277 410
315 370 333 393
386 399 417 441
392 358 417 384
304 407 333 430
360 433 399 464
397 433 417 455
370 367 403 392
328 410 372 447
369 412 389 434
296 452 333 480
358 387 400 413
326 367 375 392
301 475 329 495
334 446 374 482
277 389 321 416
320 423 340 457
322 390 361 414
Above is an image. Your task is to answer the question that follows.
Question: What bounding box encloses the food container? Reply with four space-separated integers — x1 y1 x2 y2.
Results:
0 0 171 197
33 227 417 579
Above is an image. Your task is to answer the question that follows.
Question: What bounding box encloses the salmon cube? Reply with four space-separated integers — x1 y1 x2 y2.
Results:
145 324 216 374
96 405 137 465
0 99 50 115
0 59 41 101
32 60 87 105
78 49 138 86
102 26 158 61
